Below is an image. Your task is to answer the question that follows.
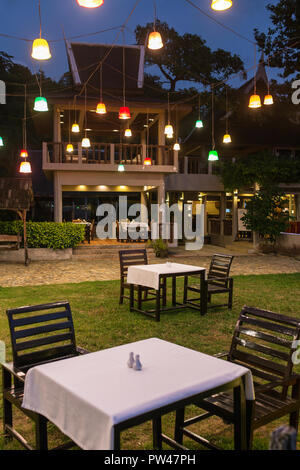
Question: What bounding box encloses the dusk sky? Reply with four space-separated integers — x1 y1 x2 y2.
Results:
0 0 279 86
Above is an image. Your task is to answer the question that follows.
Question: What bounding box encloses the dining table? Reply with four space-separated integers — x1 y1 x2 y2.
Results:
127 262 207 321
21 338 254 450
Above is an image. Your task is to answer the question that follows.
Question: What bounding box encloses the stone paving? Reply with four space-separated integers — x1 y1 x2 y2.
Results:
0 248 299 288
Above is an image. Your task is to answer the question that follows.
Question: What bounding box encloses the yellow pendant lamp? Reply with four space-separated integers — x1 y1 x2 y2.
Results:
32 38 51 61
66 144 74 153
96 102 107 114
19 161 32 174
223 133 232 144
164 124 174 136
124 128 132 137
211 0 233 11
77 0 104 7
32 1 51 61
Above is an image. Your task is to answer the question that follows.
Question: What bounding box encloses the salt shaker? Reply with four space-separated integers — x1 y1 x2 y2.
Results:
127 352 134 368
133 354 142 371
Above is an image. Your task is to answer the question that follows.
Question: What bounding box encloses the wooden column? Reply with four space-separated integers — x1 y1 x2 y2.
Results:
158 112 165 165
54 173 62 223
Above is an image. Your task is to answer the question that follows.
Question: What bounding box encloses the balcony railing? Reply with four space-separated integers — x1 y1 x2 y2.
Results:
43 142 177 170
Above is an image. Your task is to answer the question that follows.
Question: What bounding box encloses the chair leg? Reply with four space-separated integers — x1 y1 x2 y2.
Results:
119 286 124 304
2 368 13 440
228 279 234 310
174 408 185 445
290 380 300 431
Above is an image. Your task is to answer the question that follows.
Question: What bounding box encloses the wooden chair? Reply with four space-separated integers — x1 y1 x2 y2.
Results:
185 254 234 310
119 249 166 305
2 301 89 450
174 306 300 450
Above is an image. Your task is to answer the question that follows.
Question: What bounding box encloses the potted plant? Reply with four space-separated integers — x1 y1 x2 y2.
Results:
147 238 168 258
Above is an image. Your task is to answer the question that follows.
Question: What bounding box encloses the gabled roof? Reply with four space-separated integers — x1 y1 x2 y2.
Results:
240 53 269 95
66 41 145 93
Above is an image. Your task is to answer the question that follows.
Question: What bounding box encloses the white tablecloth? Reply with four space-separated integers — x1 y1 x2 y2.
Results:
127 263 205 290
22 338 254 450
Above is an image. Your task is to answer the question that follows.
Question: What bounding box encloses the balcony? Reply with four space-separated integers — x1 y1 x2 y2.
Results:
42 142 178 174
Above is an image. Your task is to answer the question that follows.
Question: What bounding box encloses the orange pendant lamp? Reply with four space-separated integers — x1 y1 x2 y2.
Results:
148 31 163 50
264 94 274 106
249 46 262 109
223 87 232 144
77 0 104 7
20 149 29 158
223 133 232 144
119 46 131 120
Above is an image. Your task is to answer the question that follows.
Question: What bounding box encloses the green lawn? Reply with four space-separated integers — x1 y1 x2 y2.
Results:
0 273 300 450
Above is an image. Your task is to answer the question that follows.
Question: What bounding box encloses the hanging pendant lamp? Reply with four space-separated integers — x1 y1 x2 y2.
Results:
195 119 204 128
249 94 262 109
118 162 125 172
208 150 219 161
96 102 107 114
19 161 32 174
173 142 180 151
66 144 74 153
148 31 163 50
223 134 232 144
77 0 104 7
119 106 131 120
32 38 51 61
82 137 91 148
32 2 51 61
34 96 48 112
20 149 29 158
72 123 80 133
208 88 219 162
264 94 274 106
0 136 4 147
124 128 132 137
143 157 152 166
211 0 233 11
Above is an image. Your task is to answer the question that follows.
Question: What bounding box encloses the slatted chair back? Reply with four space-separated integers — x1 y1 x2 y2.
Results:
208 254 234 288
7 301 78 372
228 306 300 393
119 249 148 283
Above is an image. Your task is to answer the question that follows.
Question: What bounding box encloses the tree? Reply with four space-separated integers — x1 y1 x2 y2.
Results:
241 189 291 245
135 21 245 91
254 0 300 78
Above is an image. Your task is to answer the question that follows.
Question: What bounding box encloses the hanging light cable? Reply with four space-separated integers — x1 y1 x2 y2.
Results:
32 0 52 61
148 0 163 50
67 105 74 153
223 86 232 143
173 106 180 151
33 69 48 112
119 38 131 120
20 84 32 174
164 92 174 138
72 95 80 133
195 94 204 128
249 44 262 109
208 87 219 161
96 63 107 114
144 109 152 166
264 56 274 106
82 86 91 148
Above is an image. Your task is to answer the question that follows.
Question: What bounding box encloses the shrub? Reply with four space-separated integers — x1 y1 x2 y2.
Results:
147 238 169 257
0 221 85 250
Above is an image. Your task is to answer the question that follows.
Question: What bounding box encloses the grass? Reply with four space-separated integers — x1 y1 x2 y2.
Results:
0 272 300 450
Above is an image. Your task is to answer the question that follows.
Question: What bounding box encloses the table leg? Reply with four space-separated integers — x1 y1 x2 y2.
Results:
138 285 142 310
172 276 177 306
153 417 162 450
130 284 134 312
35 414 48 450
155 288 160 322
114 427 121 450
162 277 167 307
200 271 207 316
183 276 188 304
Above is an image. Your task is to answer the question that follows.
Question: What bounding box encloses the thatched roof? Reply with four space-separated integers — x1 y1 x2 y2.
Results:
0 177 33 211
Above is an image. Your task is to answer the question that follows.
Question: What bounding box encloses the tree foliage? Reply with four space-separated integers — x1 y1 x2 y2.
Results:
241 190 291 243
254 0 300 78
220 151 300 192
135 21 245 91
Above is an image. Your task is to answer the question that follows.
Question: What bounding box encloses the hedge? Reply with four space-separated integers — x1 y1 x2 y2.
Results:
0 221 86 250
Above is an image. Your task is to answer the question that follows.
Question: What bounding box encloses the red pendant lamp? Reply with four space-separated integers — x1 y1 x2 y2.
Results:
119 46 131 120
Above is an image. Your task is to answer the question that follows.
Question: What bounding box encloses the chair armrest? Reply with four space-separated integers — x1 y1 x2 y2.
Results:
214 352 229 359
255 374 300 394
76 346 90 355
2 362 25 383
